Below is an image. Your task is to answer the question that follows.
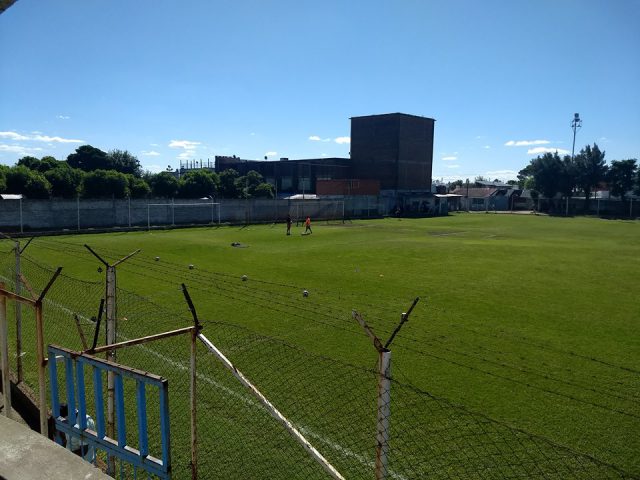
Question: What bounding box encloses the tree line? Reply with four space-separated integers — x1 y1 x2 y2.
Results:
0 145 275 200
517 143 638 212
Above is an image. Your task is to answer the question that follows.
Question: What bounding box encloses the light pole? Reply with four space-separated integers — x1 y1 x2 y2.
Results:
569 113 582 216
571 113 582 160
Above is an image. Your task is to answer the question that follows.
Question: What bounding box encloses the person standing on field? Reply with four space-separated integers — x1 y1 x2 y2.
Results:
286 214 292 235
304 216 312 234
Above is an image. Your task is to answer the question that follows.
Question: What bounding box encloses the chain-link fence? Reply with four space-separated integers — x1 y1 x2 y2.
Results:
0 239 636 479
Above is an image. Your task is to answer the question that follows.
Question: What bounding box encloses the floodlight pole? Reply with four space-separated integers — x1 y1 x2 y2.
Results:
571 113 582 160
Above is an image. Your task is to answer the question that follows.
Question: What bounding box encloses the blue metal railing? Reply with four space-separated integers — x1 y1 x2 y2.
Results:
48 344 171 479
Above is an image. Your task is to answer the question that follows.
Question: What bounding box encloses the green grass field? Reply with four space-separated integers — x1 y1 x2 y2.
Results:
4 213 639 478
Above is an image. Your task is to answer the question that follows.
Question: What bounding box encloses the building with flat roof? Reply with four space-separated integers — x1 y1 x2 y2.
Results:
350 113 435 192
199 112 435 198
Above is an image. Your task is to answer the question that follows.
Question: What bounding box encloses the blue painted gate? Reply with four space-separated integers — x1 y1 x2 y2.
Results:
48 344 171 479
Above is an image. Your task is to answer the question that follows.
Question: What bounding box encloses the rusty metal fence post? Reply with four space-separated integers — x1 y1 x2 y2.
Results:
14 241 23 383
84 244 140 475
0 282 10 418
0 267 62 435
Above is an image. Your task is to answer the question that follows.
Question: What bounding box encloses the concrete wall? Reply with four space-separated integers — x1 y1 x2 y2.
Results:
0 197 385 232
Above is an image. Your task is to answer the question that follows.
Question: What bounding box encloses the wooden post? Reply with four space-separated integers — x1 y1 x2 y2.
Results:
0 284 11 419
35 301 48 436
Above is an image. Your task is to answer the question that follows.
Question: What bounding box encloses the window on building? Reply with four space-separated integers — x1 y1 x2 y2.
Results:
298 177 311 191
281 176 293 190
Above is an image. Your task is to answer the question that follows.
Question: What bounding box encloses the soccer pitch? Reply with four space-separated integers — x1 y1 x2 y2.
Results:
14 213 640 476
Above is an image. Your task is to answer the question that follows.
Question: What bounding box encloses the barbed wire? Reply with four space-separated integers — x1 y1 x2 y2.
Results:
1 246 637 478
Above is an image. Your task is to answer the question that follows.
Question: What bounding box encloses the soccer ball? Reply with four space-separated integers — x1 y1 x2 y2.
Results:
189 264 194 270
303 289 309 297
155 256 160 261
242 275 248 282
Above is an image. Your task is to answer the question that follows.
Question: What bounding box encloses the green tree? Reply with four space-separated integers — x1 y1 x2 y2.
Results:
252 182 274 198
178 170 220 198
635 168 640 196
149 172 179 198
126 175 151 198
448 179 463 191
107 149 143 177
16 156 41 170
0 166 8 193
45 166 84 198
519 153 568 210
5 166 51 198
67 145 110 172
219 169 241 198
81 169 128 198
236 170 266 198
38 156 61 172
607 159 637 201
574 143 608 212
558 155 576 199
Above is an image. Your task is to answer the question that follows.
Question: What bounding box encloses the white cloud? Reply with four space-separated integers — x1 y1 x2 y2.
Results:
169 140 201 149
57 115 70 120
141 150 161 156
0 131 83 143
32 135 83 143
150 143 159 147
177 151 192 160
309 135 331 142
483 145 491 149
505 140 550 147
445 164 460 169
145 164 166 173
0 131 29 141
0 144 43 154
441 156 457 161
485 170 518 179
335 136 350 144
265 151 277 157
527 147 571 155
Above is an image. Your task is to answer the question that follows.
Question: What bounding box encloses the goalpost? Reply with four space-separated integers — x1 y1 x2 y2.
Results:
147 201 221 230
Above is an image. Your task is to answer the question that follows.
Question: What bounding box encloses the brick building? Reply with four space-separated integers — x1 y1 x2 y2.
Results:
199 112 435 198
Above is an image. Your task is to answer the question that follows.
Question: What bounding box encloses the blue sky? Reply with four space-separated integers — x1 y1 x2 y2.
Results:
1 0 639 181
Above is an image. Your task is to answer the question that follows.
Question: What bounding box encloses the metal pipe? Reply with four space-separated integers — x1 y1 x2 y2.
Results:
105 265 116 475
197 333 345 480
15 242 23 383
35 302 48 436
375 350 391 480
190 327 197 480
89 326 195 354
0 285 11 419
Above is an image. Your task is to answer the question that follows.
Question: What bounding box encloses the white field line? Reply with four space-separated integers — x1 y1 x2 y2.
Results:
40 297 407 480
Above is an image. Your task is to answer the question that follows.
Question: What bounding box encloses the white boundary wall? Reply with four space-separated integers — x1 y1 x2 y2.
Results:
0 197 384 231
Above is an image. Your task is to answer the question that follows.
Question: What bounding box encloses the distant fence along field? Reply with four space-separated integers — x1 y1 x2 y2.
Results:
0 197 384 232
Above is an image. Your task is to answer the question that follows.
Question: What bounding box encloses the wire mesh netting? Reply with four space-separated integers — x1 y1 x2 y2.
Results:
0 241 637 479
